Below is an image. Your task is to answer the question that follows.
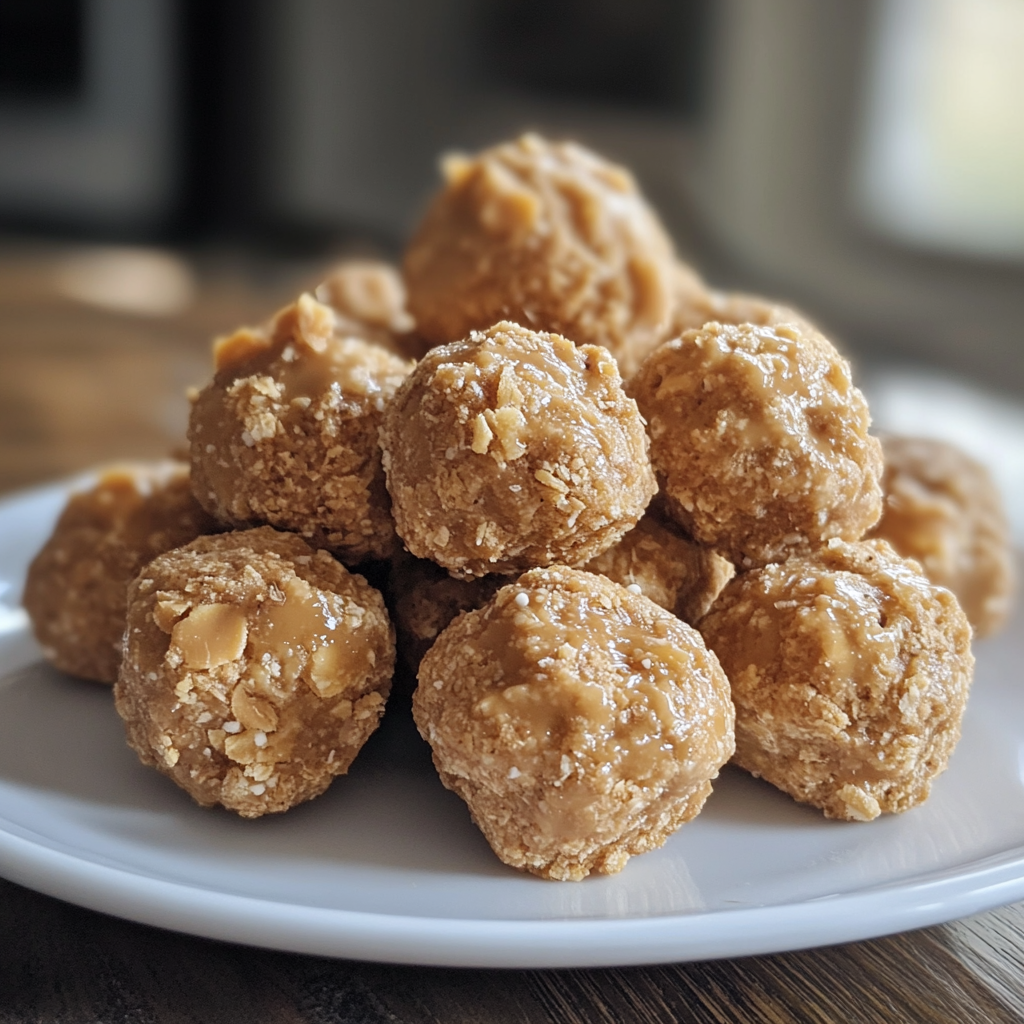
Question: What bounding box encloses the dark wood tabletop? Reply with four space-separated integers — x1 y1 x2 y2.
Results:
1 243 1022 1024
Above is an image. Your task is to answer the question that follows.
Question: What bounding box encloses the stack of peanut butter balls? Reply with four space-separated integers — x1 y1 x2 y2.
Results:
25 135 1013 882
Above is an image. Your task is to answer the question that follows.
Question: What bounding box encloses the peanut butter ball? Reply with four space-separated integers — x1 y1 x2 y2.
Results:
868 436 1014 638
582 505 734 625
668 271 817 341
314 259 417 359
380 321 656 578
414 566 735 880
403 134 676 375
628 322 883 568
700 539 973 821
389 551 503 674
23 462 217 684
115 527 395 818
189 293 413 564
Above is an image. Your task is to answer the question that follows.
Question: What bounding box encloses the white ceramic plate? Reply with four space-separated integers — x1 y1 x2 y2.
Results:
1 480 1023 969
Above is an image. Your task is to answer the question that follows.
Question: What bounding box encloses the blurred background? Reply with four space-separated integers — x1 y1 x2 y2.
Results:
1 0 1022 530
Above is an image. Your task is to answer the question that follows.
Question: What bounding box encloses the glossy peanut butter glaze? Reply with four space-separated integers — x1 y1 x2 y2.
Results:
414 566 734 880
115 527 395 818
583 504 734 624
699 538 973 822
23 461 217 684
380 321 656 578
189 293 413 564
402 134 676 376
868 436 1014 638
628 322 883 568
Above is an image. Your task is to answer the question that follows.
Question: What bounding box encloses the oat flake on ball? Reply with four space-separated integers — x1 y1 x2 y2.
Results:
115 527 395 818
413 566 735 880
628 321 884 568
379 321 657 578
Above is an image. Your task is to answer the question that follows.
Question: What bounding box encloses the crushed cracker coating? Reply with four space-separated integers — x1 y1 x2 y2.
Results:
23 461 217 684
414 566 734 880
114 527 395 818
403 134 676 376
189 294 413 564
628 321 883 568
699 538 973 822
380 321 656 578
868 435 1014 638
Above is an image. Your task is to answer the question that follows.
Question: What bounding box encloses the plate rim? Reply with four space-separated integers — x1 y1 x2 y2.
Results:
4 818 1024 968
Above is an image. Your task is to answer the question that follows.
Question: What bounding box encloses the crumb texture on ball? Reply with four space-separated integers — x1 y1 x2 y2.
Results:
388 551 503 675
869 435 1014 638
582 504 734 625
23 462 216 684
414 566 734 880
403 133 676 374
629 321 883 567
380 321 656 577
189 293 412 563
699 538 973 821
115 527 395 817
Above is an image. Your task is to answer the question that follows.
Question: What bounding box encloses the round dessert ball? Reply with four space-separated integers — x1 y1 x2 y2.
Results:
414 566 735 880
189 293 413 564
23 462 217 684
628 321 883 568
388 551 503 675
115 527 395 818
699 538 973 821
868 435 1014 638
582 505 734 625
379 321 656 578
403 134 677 374
314 259 417 358
669 282 817 341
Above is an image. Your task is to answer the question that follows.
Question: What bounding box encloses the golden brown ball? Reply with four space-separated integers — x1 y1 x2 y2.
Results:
582 504 734 625
700 539 973 821
23 462 217 684
115 527 395 817
628 321 883 567
414 566 734 880
189 293 412 564
868 435 1014 637
403 134 676 375
314 259 418 359
379 321 656 578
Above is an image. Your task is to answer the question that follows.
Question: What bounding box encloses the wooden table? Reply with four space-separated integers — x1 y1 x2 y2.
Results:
2 244 1022 1024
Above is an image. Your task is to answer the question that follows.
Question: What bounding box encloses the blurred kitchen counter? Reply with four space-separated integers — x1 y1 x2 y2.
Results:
1 242 1023 1024
0 242 324 493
